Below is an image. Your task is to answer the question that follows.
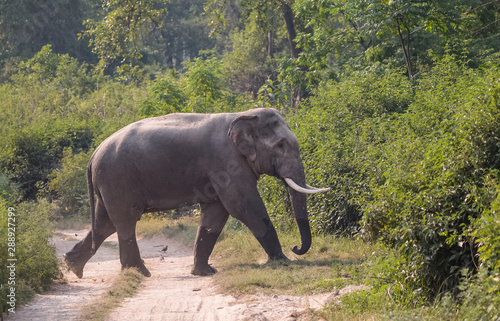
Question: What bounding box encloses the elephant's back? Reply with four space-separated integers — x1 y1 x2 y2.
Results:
88 112 236 172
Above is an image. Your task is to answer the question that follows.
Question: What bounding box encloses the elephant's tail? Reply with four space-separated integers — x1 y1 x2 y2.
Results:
87 160 96 256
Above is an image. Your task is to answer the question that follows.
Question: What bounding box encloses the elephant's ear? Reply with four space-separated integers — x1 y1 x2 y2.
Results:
228 115 258 162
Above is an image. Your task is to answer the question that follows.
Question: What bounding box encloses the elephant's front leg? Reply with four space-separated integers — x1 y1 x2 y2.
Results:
252 216 289 262
216 181 289 262
191 201 229 276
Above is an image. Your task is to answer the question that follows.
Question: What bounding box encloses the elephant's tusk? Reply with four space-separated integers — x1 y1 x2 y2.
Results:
284 178 330 194
306 184 325 190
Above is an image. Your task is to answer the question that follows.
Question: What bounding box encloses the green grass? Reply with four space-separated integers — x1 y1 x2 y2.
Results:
78 268 144 321
136 215 199 248
213 222 381 296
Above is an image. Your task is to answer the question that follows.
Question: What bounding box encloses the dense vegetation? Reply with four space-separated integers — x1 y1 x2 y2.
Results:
1 0 500 318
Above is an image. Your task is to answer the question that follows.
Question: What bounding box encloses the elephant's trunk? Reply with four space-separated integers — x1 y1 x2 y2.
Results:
285 163 330 255
284 164 312 255
281 159 329 255
288 182 311 255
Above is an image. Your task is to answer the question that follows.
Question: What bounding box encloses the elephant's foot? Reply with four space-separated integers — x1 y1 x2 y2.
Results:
122 263 151 277
267 252 290 262
140 265 151 277
63 253 84 279
191 264 217 276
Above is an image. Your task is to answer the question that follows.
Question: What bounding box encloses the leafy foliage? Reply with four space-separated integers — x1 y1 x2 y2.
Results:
292 0 500 86
261 66 414 235
48 148 92 218
0 45 143 201
474 178 500 294
260 53 500 305
139 57 250 117
1 0 500 317
81 0 166 69
184 56 225 112
0 0 100 71
221 19 279 95
138 71 188 116
361 56 500 297
0 198 60 313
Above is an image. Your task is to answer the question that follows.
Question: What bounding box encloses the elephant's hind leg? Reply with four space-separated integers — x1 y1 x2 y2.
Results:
191 201 229 276
64 201 116 278
116 221 151 277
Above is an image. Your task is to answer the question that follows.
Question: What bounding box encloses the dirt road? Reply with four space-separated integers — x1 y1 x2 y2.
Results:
4 230 359 321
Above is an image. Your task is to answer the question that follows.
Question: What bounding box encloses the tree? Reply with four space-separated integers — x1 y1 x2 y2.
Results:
150 0 216 69
82 0 167 70
293 0 500 83
206 0 302 60
221 19 277 94
0 0 100 72
82 0 218 73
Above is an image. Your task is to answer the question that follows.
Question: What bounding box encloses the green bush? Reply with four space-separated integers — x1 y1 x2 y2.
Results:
454 268 500 320
48 148 93 218
0 46 100 200
260 67 414 235
184 56 226 113
0 198 60 314
138 61 251 118
221 19 278 95
0 118 96 200
260 54 500 304
361 56 500 297
15 200 60 291
139 71 189 117
0 46 144 202
474 176 500 295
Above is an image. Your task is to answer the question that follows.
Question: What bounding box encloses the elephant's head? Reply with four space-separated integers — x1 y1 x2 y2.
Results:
228 108 330 255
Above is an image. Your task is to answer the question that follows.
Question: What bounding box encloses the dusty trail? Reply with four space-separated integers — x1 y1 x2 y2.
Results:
4 230 121 321
4 230 359 321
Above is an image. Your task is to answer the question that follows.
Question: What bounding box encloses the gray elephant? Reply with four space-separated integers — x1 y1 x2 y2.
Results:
64 108 329 277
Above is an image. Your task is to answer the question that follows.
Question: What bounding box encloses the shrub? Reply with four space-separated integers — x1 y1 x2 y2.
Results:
260 67 414 235
48 148 92 218
454 268 500 320
15 200 60 291
184 56 226 113
138 71 188 117
0 46 144 202
361 56 500 297
474 175 500 295
0 118 96 200
261 54 500 303
0 198 60 314
221 20 277 95
0 46 101 201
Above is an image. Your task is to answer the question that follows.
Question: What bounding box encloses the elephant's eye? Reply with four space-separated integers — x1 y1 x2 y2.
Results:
277 141 285 150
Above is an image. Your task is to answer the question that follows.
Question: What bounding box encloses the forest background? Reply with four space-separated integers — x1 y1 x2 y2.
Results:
1 0 500 319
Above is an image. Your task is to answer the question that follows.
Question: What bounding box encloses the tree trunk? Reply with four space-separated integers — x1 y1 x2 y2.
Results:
280 0 309 107
267 31 274 58
280 1 300 59
396 17 413 79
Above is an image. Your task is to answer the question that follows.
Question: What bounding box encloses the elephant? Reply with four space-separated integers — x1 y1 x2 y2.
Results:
64 108 329 278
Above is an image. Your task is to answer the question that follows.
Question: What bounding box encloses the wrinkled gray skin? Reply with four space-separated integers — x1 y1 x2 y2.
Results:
64 108 315 277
